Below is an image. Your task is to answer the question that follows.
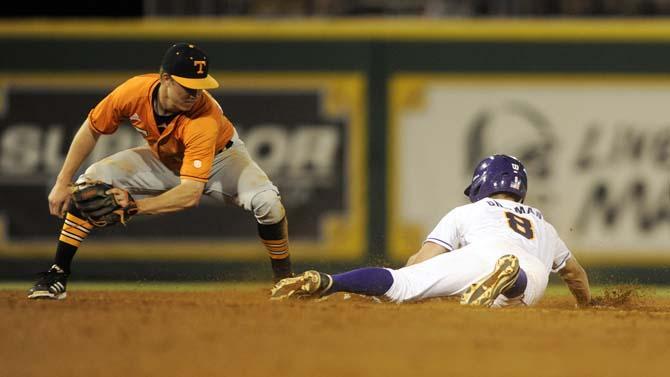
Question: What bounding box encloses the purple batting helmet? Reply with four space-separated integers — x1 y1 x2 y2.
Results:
464 154 528 203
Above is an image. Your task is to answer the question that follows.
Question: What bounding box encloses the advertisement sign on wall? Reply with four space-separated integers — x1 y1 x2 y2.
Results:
0 73 367 260
390 75 669 263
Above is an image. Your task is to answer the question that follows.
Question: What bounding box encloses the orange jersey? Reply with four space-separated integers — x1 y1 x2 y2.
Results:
88 74 235 182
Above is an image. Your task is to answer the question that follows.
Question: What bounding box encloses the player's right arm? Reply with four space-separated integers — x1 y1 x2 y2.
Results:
406 207 462 266
546 222 591 307
48 119 101 218
50 78 133 217
558 256 592 307
130 111 219 215
133 178 205 215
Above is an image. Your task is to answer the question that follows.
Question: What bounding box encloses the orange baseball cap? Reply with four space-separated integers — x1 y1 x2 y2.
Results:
161 42 219 90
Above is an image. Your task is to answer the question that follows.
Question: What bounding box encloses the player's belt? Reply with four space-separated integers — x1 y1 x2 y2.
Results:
215 139 234 154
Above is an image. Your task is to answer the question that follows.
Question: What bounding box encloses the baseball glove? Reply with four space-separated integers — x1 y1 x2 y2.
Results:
71 181 138 227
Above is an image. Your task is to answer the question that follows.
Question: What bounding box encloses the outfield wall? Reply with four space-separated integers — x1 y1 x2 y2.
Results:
0 19 668 270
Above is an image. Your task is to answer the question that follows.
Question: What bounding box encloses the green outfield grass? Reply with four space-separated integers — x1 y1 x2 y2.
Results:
2 281 670 297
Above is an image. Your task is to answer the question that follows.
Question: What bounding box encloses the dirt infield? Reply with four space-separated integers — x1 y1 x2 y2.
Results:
2 285 669 377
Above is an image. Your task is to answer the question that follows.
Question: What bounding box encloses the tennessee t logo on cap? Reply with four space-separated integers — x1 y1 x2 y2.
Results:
194 60 206 74
161 42 219 90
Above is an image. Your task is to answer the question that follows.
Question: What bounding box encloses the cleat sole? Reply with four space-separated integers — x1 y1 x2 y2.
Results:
270 271 323 300
461 255 519 307
27 291 67 300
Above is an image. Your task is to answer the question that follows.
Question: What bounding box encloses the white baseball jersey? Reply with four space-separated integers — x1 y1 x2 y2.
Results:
384 197 571 306
426 198 571 274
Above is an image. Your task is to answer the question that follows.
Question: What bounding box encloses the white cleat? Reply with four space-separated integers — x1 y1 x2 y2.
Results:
270 270 332 300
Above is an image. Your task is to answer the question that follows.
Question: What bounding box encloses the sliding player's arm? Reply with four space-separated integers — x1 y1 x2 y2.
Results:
406 242 449 266
558 256 592 307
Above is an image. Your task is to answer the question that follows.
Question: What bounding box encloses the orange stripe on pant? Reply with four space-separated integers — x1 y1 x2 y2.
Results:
262 239 289 260
264 244 288 251
60 213 93 247
65 213 94 229
262 240 288 247
63 223 89 238
59 234 81 247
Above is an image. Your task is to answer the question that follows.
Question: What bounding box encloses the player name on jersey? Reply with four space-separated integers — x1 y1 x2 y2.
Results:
486 200 543 220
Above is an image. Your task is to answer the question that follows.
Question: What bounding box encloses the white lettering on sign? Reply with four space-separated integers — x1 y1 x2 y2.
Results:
240 124 340 206
0 123 144 181
0 122 342 207
1 124 42 175
395 78 670 254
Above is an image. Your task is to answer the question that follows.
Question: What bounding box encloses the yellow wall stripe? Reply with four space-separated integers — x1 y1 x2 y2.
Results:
3 19 670 41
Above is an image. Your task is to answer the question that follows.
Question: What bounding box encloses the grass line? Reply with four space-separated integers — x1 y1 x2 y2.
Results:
0 281 269 292
3 282 670 296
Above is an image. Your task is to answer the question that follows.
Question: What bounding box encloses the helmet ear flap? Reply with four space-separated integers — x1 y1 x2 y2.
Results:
467 179 483 202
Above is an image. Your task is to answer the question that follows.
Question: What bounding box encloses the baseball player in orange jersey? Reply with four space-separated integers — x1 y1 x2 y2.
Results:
28 43 292 299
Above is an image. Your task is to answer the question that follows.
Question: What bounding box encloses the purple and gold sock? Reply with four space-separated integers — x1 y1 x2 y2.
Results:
502 268 527 298
328 267 394 296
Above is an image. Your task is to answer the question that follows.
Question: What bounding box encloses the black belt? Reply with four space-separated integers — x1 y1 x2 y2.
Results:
216 139 234 154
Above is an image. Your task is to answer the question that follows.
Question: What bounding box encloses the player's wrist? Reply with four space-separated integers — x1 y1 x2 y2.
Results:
55 172 76 185
133 198 147 215
55 177 71 185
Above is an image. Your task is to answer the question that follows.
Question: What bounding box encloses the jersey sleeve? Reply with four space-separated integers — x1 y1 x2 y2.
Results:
424 207 461 251
87 82 132 134
548 223 572 272
179 117 219 182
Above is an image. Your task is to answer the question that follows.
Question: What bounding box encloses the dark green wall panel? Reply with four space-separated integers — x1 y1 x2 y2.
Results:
2 36 669 263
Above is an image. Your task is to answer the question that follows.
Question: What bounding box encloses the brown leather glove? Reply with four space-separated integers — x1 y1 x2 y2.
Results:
71 181 138 227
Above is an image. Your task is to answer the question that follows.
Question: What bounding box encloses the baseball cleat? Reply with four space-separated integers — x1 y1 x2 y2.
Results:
270 270 332 300
28 264 69 300
460 254 520 307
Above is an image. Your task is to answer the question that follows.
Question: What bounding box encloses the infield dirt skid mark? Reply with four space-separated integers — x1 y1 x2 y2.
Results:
1 287 669 377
